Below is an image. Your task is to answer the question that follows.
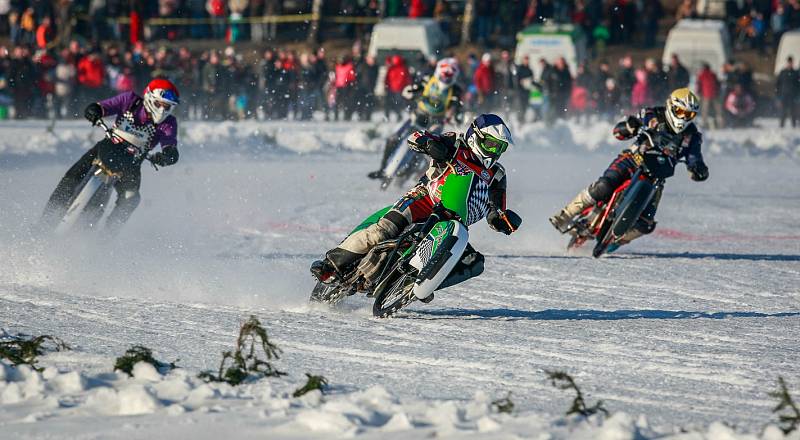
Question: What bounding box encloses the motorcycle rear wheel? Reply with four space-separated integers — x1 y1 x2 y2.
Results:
309 281 349 306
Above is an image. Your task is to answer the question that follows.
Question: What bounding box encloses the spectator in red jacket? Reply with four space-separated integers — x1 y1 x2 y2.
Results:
334 56 357 121
77 51 105 102
409 0 428 18
473 52 495 111
384 54 411 120
696 63 722 128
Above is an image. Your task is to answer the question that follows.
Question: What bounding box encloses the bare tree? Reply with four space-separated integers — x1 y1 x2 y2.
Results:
307 0 324 44
461 0 475 44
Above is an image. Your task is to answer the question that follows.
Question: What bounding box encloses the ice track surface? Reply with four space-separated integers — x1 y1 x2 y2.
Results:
0 120 798 439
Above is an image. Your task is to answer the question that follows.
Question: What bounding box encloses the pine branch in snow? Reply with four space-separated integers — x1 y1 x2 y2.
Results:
0 333 70 371
491 392 515 414
293 374 329 397
113 345 178 376
199 315 286 386
770 376 800 434
364 126 381 141
546 370 608 417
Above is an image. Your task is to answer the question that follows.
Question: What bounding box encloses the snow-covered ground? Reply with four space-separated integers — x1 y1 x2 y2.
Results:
0 119 798 439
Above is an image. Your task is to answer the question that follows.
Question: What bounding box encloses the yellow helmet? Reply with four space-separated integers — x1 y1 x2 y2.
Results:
665 88 699 133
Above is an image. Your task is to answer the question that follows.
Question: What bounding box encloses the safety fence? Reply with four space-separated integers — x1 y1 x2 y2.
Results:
103 14 386 26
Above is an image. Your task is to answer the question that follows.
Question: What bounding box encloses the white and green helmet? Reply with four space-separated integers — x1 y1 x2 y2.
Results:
465 114 514 169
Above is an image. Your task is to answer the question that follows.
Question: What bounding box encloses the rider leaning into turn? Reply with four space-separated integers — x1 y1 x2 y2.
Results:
42 79 180 232
368 57 464 179
314 114 522 295
549 88 709 245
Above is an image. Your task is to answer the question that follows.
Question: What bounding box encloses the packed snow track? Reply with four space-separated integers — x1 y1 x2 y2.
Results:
0 120 798 439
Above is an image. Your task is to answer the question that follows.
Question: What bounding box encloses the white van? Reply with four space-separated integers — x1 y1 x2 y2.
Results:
514 23 587 78
694 0 727 18
775 30 800 75
368 18 449 96
662 19 732 75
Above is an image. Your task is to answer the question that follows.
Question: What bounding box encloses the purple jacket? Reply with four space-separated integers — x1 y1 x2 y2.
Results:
99 91 178 151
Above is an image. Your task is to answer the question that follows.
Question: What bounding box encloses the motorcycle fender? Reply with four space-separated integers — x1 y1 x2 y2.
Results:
349 205 393 235
408 220 469 300
611 179 656 238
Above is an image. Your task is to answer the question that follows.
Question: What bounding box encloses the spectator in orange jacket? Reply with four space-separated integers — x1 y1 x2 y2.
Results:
35 17 53 49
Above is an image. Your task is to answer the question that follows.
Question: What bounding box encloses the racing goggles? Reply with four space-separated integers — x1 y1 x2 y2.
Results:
476 133 509 157
152 100 174 111
155 89 180 111
672 105 696 120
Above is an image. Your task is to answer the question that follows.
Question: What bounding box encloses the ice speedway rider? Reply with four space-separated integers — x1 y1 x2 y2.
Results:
313 114 522 299
367 57 464 179
549 88 709 248
41 79 180 232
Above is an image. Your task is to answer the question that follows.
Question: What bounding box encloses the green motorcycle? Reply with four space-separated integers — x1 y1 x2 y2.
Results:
310 172 490 318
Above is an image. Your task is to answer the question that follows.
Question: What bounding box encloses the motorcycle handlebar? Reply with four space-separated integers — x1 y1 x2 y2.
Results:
94 119 113 138
638 129 686 162
93 119 157 170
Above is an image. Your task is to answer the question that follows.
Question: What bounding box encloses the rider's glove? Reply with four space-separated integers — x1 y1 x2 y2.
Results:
84 103 103 124
150 152 167 167
625 115 642 133
149 146 179 167
487 209 522 235
408 132 451 162
688 162 709 182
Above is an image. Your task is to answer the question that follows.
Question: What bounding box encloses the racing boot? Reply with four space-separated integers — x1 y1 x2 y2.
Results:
367 138 399 179
549 189 596 233
310 259 337 283
310 247 363 283
367 170 386 180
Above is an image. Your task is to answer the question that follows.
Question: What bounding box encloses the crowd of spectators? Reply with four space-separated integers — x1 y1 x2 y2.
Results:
0 1 798 126
2 38 798 129
4 0 797 51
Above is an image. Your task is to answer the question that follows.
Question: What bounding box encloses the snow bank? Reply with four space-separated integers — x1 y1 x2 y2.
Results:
0 120 391 160
1 119 798 161
512 119 800 157
0 359 796 439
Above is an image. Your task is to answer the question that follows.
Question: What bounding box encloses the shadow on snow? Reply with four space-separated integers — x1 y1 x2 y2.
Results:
621 252 800 262
408 308 800 321
488 252 800 262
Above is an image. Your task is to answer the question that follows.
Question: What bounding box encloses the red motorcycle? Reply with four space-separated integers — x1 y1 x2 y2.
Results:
566 130 685 257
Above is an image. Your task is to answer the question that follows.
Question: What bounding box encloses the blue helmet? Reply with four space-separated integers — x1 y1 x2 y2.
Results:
465 114 514 169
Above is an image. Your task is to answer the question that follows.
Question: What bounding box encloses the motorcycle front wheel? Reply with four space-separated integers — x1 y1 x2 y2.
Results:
372 260 418 318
